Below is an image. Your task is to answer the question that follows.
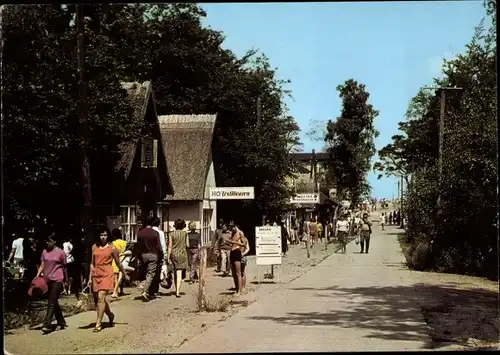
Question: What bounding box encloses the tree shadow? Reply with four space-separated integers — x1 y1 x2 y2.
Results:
247 284 499 350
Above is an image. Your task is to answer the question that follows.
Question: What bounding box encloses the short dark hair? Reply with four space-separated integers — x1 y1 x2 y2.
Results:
146 216 156 226
94 226 111 244
151 217 161 227
174 219 185 230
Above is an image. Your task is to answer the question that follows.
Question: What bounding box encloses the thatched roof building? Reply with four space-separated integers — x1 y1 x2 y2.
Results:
158 114 217 201
114 81 173 194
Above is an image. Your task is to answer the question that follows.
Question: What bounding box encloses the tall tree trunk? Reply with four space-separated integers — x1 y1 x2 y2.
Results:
76 5 92 240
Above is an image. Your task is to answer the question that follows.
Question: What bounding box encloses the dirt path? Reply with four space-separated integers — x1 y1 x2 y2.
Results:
4 239 341 355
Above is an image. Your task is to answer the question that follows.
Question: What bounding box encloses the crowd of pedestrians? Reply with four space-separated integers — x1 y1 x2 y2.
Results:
4 201 400 335
3 215 212 334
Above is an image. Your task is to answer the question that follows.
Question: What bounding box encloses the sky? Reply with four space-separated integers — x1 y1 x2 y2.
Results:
201 1 487 199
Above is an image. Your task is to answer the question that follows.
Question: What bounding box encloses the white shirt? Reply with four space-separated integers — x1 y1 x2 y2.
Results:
336 220 349 232
153 226 167 256
12 238 24 260
63 241 74 263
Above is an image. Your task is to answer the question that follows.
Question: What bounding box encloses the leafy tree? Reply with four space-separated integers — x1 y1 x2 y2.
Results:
324 79 379 205
379 5 497 279
3 4 141 231
3 4 301 235
373 92 441 182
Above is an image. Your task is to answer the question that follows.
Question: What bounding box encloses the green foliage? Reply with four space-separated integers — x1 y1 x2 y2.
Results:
378 5 497 279
3 5 140 229
324 79 379 205
3 4 301 232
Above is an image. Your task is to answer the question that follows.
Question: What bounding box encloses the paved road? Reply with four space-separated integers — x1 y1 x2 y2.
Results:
175 225 438 352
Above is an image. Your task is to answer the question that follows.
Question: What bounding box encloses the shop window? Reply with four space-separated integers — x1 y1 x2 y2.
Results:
120 205 137 242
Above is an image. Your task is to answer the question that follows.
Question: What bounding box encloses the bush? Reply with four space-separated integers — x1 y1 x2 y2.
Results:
196 289 231 313
406 240 431 271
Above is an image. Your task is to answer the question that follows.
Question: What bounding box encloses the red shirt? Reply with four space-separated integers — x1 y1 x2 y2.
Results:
136 227 162 256
41 247 66 282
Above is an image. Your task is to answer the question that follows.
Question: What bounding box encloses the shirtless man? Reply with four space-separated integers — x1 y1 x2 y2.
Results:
239 229 250 293
226 221 247 296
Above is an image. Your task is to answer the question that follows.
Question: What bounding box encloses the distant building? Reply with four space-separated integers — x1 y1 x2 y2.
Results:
286 152 339 225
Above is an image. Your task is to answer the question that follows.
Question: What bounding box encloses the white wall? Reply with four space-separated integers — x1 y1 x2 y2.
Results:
164 201 202 232
203 160 217 232
203 161 216 199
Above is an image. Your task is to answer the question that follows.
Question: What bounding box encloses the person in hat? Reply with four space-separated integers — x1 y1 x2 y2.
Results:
187 221 201 284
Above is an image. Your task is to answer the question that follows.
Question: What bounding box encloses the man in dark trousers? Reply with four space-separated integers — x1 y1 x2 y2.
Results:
134 216 163 302
212 219 225 272
280 221 289 256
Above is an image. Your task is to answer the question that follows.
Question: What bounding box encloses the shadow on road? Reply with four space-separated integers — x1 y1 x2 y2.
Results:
247 284 499 350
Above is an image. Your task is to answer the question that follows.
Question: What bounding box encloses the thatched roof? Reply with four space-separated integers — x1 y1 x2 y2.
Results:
158 114 217 201
114 81 153 178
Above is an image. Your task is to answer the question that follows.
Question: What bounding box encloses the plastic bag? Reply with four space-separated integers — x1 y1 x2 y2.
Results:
160 264 168 281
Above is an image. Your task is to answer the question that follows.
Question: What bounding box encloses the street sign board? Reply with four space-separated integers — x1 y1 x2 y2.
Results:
209 187 255 200
255 226 282 265
290 193 320 204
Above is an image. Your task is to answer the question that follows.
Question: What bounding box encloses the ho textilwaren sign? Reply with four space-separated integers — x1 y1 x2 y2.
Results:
209 187 255 200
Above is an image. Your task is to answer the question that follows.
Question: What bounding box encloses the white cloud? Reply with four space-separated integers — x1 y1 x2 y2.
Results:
428 51 454 77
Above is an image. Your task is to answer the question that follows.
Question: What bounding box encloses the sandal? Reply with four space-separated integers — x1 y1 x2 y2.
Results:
93 325 102 332
41 326 52 334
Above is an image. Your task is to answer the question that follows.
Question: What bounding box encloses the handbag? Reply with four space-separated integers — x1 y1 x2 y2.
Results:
160 263 173 290
355 235 360 245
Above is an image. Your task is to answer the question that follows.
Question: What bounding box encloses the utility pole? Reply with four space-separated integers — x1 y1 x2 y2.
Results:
0 6 5 233
397 179 400 205
437 88 446 210
76 5 92 242
422 86 463 234
400 175 404 228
